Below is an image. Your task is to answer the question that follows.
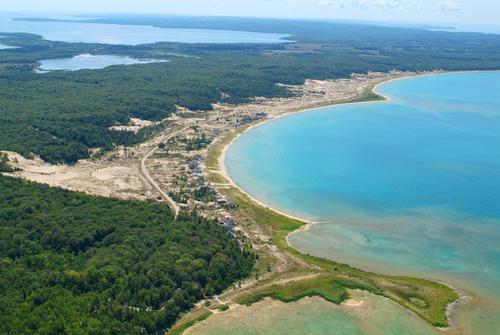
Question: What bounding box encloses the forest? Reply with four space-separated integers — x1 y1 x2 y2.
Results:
0 175 254 334
2 19 500 163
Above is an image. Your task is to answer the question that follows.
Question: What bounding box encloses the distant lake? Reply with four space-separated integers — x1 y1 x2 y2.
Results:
226 71 500 335
37 54 169 72
433 23 500 35
0 13 290 45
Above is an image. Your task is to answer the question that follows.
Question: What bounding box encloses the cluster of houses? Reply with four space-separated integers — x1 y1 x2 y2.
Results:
235 112 267 127
166 121 245 236
187 157 237 234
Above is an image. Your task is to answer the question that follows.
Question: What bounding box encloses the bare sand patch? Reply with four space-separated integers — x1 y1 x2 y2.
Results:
92 166 132 181
2 148 156 201
109 117 158 133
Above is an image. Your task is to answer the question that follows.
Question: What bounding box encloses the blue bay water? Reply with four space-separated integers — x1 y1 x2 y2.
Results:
226 72 500 334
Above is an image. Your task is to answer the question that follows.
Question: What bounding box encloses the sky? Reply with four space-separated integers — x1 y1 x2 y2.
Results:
1 0 499 26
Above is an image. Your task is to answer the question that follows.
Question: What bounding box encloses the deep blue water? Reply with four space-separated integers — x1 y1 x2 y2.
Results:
226 72 500 318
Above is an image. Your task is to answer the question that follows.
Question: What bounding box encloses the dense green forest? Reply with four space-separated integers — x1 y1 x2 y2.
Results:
0 175 254 334
2 18 500 163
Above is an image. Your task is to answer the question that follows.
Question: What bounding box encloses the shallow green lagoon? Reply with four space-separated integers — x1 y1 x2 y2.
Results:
187 293 440 335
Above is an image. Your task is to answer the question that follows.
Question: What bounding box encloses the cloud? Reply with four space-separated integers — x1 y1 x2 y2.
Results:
352 0 404 9
272 0 461 11
440 0 460 11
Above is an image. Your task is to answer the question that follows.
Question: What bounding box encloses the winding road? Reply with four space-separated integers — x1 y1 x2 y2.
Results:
140 124 192 217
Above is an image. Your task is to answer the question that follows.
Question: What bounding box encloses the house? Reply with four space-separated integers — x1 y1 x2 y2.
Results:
188 159 199 170
220 218 235 232
191 167 203 177
255 112 267 120
216 194 228 205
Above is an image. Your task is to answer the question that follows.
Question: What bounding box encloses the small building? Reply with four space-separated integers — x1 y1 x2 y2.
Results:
188 159 199 170
255 112 267 120
216 194 228 205
220 218 235 232
225 201 238 209
191 166 203 177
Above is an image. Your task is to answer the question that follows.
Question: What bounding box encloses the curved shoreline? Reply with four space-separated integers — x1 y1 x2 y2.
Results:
216 72 401 259
216 72 414 226
214 70 481 329
215 74 405 226
218 69 500 240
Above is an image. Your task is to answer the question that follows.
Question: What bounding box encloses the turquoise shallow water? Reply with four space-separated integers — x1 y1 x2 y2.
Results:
37 54 169 72
226 72 500 334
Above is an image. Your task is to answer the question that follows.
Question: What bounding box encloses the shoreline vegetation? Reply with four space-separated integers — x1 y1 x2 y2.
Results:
168 72 460 335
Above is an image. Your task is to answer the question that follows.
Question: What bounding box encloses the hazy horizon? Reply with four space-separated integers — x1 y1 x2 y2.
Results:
1 0 499 26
